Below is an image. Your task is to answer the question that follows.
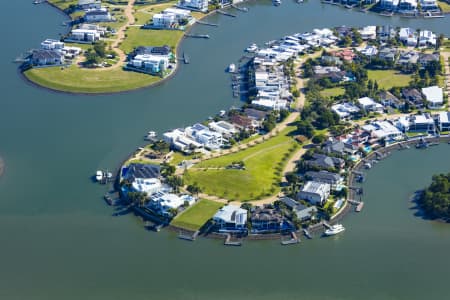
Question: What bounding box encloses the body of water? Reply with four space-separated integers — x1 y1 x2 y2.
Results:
0 1 449 299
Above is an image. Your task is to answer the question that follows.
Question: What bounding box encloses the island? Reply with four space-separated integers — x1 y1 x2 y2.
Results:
417 173 450 221
97 23 450 244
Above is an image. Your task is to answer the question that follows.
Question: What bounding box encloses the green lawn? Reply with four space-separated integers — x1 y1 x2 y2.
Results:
170 199 223 231
184 126 298 201
120 26 184 54
47 0 78 11
438 1 450 13
320 87 345 98
24 65 160 94
367 70 411 89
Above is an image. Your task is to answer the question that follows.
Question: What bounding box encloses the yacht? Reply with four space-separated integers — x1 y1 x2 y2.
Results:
228 63 236 73
324 224 345 236
245 43 258 53
95 170 103 182
273 0 281 5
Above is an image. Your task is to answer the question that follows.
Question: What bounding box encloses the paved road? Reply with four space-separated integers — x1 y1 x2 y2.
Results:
441 51 450 107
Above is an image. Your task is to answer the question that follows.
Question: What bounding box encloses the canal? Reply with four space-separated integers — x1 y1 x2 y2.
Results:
0 1 449 299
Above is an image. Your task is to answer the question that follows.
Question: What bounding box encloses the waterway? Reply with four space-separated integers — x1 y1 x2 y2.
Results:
0 1 449 299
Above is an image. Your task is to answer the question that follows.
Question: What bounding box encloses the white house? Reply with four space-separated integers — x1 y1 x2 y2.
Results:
213 205 247 231
185 123 224 150
129 54 169 74
178 0 209 12
395 114 435 133
40 39 64 50
397 0 418 11
422 86 443 109
163 8 192 22
331 102 360 119
131 178 163 195
418 30 437 47
297 181 331 206
358 97 384 112
380 0 400 10
84 8 112 22
68 28 101 42
252 99 288 110
152 13 176 28
419 0 438 10
437 111 450 132
362 121 403 141
208 121 237 137
78 0 101 10
358 26 377 40
358 45 378 57
399 28 418 46
148 192 186 216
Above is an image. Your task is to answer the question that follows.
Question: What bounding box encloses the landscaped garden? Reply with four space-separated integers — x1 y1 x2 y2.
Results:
170 199 223 231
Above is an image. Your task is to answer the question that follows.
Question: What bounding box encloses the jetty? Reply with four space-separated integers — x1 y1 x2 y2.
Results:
185 34 210 39
178 230 199 241
183 52 190 64
104 191 122 206
303 228 312 239
348 199 365 212
224 233 242 246
196 20 219 27
281 232 299 245
217 10 237 17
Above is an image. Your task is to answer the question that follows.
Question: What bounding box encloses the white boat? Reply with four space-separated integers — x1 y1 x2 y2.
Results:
228 63 236 73
219 110 226 117
106 172 113 179
273 0 281 6
364 162 372 169
324 224 345 236
95 170 103 182
245 43 258 53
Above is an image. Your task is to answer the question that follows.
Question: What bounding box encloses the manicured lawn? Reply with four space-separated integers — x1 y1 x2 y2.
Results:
184 126 298 201
320 87 345 98
120 26 184 54
24 65 160 93
47 0 77 11
367 70 411 89
170 199 223 231
438 1 450 13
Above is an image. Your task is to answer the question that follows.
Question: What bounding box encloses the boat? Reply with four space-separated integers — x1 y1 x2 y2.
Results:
219 110 226 117
415 138 429 149
95 170 103 182
324 224 345 236
145 131 157 140
106 171 113 179
273 0 281 6
228 63 236 73
245 43 258 53
364 162 372 169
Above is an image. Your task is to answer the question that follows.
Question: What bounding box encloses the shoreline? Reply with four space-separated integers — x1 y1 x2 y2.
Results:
0 156 4 178
21 1 218 96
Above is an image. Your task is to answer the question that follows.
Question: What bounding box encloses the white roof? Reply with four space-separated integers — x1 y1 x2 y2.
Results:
438 111 450 124
362 121 402 139
421 86 443 105
301 181 330 195
332 103 360 118
213 205 247 225
358 97 376 107
131 178 162 195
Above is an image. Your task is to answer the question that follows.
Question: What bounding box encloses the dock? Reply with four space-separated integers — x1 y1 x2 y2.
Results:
104 192 122 206
322 221 331 230
224 233 242 246
196 20 218 27
33 0 47 4
281 232 300 245
217 10 237 17
303 228 312 239
185 34 210 39
178 230 199 241
356 202 364 212
183 52 189 64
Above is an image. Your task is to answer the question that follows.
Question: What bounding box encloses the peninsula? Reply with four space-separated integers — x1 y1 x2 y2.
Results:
417 173 450 221
106 23 450 243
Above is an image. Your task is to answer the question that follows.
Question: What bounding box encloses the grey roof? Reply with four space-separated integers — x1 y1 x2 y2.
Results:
294 205 317 221
31 49 61 60
279 197 299 209
244 108 269 120
126 163 161 180
305 171 342 183
308 154 344 169
85 9 109 16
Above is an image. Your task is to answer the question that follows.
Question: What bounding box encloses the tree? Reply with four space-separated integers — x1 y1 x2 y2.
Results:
93 41 107 58
167 175 184 193
312 134 327 144
296 120 314 138
187 183 202 196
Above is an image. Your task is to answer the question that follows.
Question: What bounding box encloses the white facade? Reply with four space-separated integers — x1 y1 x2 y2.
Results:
399 28 418 46
298 181 331 206
332 103 360 119
41 39 64 50
208 121 237 137
437 111 450 132
178 0 209 12
213 205 247 230
131 178 163 195
418 30 437 47
69 29 101 42
358 97 384 112
152 13 176 28
422 86 443 109
362 121 403 141
130 54 169 73
380 0 399 9
420 0 438 10
398 0 418 11
359 26 377 40
84 8 112 22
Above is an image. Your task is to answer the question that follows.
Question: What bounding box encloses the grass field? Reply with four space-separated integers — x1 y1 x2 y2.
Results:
24 65 160 93
320 87 345 98
120 27 184 54
184 126 298 201
438 1 450 13
367 70 411 89
170 199 223 231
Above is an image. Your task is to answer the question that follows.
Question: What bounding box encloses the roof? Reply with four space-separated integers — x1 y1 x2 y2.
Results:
301 181 331 195
31 49 62 60
305 171 342 183
309 154 344 169
213 205 247 225
125 163 161 180
358 97 376 107
438 111 450 124
251 208 282 222
421 86 443 105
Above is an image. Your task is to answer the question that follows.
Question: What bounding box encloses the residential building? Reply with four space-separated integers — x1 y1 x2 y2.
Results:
436 111 450 132
244 108 269 122
304 171 343 189
418 30 437 47
419 0 438 10
40 39 64 50
147 192 192 217
213 205 247 232
358 45 378 57
362 121 404 141
152 13 176 28
331 102 360 119
123 163 161 181
229 114 259 132
322 140 358 155
298 181 331 206
78 0 101 10
330 48 356 62
250 207 286 233
68 28 101 42
163 128 202 152
422 86 444 109
397 50 420 65
418 53 440 67
279 197 317 221
185 123 225 150
377 25 397 41
402 88 424 108
358 26 377 40
380 0 399 9
399 28 417 46
395 113 435 133
178 0 209 12
358 97 384 112
30 49 64 66
209 121 237 137
377 90 403 108
307 153 345 170
397 0 418 11
84 8 112 22
131 178 163 195
378 47 398 62
128 54 169 74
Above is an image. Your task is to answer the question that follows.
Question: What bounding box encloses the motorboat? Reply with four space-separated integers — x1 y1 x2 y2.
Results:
273 0 281 5
228 63 236 73
245 43 258 53
324 224 345 236
95 170 103 182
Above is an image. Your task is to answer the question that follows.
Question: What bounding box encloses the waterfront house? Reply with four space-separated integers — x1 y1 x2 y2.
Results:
123 163 161 181
185 123 225 150
178 0 209 12
418 30 437 47
395 113 435 133
152 8 192 29
397 0 418 12
209 121 237 137
78 0 101 10
331 102 360 120
212 205 247 232
297 181 331 206
163 128 202 152
322 140 359 156
362 121 404 142
128 53 170 75
436 111 450 132
420 0 439 10
84 8 112 22
357 97 384 113
402 88 424 108
399 28 418 46
380 0 400 10
68 28 101 43
229 114 259 132
250 207 288 233
41 39 64 51
30 49 64 66
422 86 444 109
304 171 343 189
279 197 318 221
131 178 163 195
377 25 397 42
307 153 345 170
147 192 193 217
358 26 377 40
244 108 269 122
152 13 176 28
